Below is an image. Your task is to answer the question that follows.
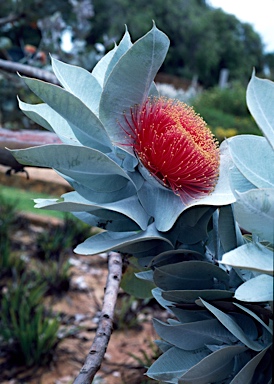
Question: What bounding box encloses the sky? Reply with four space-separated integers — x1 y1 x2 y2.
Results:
208 0 274 52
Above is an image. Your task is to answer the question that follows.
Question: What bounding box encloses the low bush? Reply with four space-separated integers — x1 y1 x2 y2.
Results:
36 214 91 261
34 215 92 294
0 274 60 367
0 193 25 279
35 257 72 295
192 83 262 140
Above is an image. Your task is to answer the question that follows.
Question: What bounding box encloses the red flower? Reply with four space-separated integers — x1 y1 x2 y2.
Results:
123 97 220 204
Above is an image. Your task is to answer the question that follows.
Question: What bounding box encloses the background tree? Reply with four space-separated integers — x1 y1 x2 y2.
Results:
90 0 266 86
0 0 97 66
205 9 265 86
0 0 95 128
265 52 274 78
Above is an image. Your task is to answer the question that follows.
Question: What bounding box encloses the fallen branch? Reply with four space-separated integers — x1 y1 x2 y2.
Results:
73 251 123 384
0 58 59 84
0 128 61 175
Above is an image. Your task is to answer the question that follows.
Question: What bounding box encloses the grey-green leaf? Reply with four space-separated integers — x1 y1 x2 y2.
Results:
229 163 257 194
120 257 154 299
228 135 274 189
11 144 133 192
200 299 265 351
153 318 236 351
233 188 274 243
179 345 247 384
234 274 274 302
218 205 244 253
150 249 203 269
34 191 149 230
162 289 234 304
51 57 102 114
233 303 273 335
146 346 209 382
21 76 112 151
175 206 216 244
74 223 173 255
230 347 269 384
99 24 169 146
103 28 132 84
92 44 118 86
72 211 140 232
246 72 274 150
153 261 229 291
170 308 212 324
18 99 53 132
18 99 80 145
221 242 274 275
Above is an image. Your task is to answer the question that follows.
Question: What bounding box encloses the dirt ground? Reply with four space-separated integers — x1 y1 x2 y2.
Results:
0 166 163 384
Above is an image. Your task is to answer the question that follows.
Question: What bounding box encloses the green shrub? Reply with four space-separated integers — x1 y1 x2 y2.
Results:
192 84 262 138
0 274 60 367
0 193 25 279
34 215 92 294
114 294 144 330
35 257 72 295
36 223 72 261
36 214 91 261
0 193 17 262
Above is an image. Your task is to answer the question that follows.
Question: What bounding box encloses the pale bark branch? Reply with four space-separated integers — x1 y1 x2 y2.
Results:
0 58 59 84
0 128 61 174
73 252 123 384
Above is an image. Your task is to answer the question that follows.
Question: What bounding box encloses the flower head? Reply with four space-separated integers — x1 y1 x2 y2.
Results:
123 97 220 204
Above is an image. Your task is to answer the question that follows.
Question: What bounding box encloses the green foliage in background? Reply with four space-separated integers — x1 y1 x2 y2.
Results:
192 83 262 140
0 194 92 368
34 215 92 294
90 0 266 86
0 275 60 367
0 0 94 64
0 193 18 274
0 186 65 218
36 214 91 260
0 0 94 129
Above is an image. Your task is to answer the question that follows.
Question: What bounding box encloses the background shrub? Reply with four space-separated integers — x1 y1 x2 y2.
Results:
0 275 60 367
191 83 262 140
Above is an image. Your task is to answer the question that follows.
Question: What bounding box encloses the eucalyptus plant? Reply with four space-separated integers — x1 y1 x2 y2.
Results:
11 24 273 383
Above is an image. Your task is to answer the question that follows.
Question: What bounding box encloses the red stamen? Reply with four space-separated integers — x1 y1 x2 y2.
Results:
122 97 220 204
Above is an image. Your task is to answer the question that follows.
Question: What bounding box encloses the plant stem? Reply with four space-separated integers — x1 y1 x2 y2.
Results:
73 251 123 384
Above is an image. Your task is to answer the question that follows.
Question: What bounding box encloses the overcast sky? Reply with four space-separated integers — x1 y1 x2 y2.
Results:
208 0 274 52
